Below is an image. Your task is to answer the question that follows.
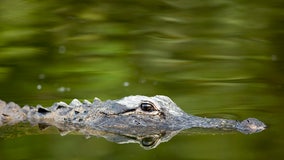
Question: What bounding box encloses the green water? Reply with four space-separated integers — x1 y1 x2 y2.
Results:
0 0 284 159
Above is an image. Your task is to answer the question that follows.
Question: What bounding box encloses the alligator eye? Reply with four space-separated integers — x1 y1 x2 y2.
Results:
140 101 156 112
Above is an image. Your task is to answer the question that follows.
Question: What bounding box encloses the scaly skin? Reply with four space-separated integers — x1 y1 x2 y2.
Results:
0 95 266 135
0 95 267 149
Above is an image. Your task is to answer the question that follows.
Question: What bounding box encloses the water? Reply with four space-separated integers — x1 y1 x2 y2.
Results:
0 0 284 159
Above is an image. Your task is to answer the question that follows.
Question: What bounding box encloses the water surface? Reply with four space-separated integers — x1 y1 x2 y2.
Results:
0 0 284 159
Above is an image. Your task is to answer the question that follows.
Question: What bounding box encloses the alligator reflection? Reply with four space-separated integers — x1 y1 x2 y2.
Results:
1 121 267 150
78 128 177 150
0 123 243 150
39 123 180 150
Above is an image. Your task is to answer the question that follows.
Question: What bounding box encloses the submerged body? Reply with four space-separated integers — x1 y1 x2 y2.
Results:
0 95 266 149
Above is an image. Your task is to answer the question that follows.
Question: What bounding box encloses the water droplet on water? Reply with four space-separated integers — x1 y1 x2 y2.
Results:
123 82 129 87
37 84 42 90
38 74 45 79
58 45 66 54
57 86 71 92
272 54 277 61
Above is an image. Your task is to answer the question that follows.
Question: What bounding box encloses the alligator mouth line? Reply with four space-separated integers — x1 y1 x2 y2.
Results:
99 108 136 116
99 108 165 119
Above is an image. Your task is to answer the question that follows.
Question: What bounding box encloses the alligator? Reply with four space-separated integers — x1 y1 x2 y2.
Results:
0 95 266 149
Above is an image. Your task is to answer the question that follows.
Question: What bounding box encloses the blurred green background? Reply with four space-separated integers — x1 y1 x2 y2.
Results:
0 0 284 159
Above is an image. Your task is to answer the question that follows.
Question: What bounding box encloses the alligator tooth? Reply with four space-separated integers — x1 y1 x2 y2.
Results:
70 99 82 107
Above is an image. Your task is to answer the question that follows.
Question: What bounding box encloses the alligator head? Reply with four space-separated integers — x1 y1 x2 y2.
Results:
84 95 191 135
89 95 265 135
